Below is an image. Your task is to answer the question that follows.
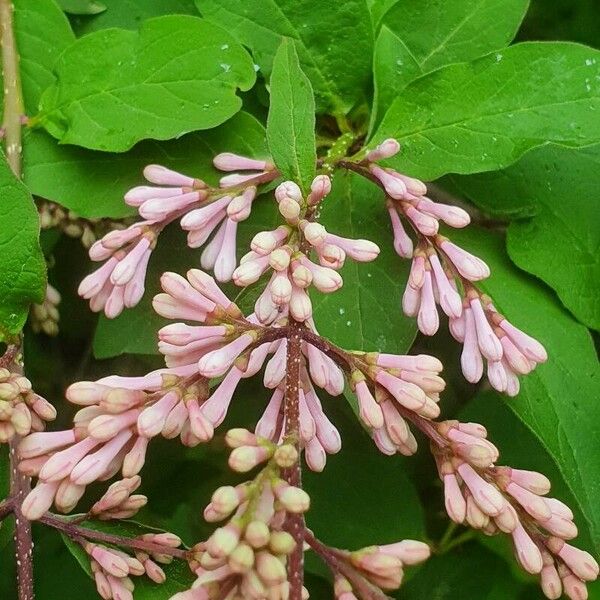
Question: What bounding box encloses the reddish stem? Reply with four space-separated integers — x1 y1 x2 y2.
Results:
304 530 392 600
283 318 304 600
39 513 188 560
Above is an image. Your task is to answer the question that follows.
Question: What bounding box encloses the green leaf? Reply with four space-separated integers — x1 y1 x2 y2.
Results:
369 26 422 133
58 0 106 15
92 114 270 357
37 15 256 152
372 42 600 180
71 0 198 34
313 171 417 353
449 226 600 553
402 542 526 599
380 0 529 73
196 0 374 114
61 519 194 597
367 0 398 28
448 144 600 331
0 153 46 339
266 39 316 193
13 0 76 114
23 111 268 219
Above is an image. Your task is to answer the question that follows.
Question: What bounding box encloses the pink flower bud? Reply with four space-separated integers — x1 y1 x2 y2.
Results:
251 226 290 255
470 298 503 361
557 543 599 581
279 197 301 222
307 175 331 205
461 307 484 383
387 204 413 258
429 255 462 318
417 198 470 228
137 391 180 438
143 164 196 187
206 524 241 557
255 388 283 440
22 481 60 520
39 436 100 481
498 320 547 363
378 540 430 565
198 333 255 378
404 205 438 236
457 463 505 516
512 523 543 574
213 152 270 172
370 165 406 199
303 221 327 246
366 138 401 161
290 285 313 322
355 381 384 429
124 185 185 207
508 468 551 495
19 429 76 459
273 480 311 513
444 473 467 523
275 181 302 202
440 241 490 281
417 271 439 335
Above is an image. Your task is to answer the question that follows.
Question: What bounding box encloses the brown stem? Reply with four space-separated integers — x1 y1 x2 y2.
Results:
39 513 188 560
304 531 392 600
283 318 304 600
0 0 23 177
9 438 34 600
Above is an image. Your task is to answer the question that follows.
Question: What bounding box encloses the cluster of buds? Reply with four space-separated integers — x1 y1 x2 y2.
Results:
38 200 114 249
83 531 181 600
30 283 61 336
234 176 379 324
336 539 430 595
155 269 347 471
347 353 444 456
79 155 277 318
433 421 598 599
0 370 55 442
90 476 147 520
362 138 547 394
175 430 307 599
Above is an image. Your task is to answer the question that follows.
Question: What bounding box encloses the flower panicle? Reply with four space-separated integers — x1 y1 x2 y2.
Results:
364 138 547 394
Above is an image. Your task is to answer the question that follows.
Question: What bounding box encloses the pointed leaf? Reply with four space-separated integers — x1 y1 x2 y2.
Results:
267 39 316 193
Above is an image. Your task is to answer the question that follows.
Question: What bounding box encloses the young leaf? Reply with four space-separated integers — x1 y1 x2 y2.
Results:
313 171 417 353
12 0 76 114
71 0 197 34
57 0 106 15
380 0 529 73
37 15 256 152
267 39 316 193
23 111 268 219
196 0 374 114
372 42 600 180
450 226 600 552
449 144 600 331
0 152 46 339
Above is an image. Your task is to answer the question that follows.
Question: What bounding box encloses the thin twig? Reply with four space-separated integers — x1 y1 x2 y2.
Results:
304 530 392 600
39 513 188 560
1 1 36 594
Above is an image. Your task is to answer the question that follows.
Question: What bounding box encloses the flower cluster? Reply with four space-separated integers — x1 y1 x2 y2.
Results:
236 176 379 324
0 369 55 442
339 539 430 594
79 156 277 318
364 139 547 394
348 352 444 456
174 430 307 600
83 531 181 600
433 419 599 599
